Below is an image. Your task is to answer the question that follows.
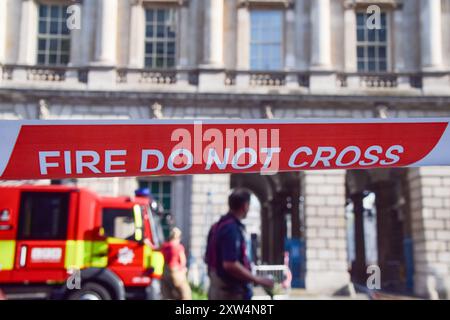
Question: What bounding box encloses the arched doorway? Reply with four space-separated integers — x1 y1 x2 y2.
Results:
230 172 305 287
346 169 414 293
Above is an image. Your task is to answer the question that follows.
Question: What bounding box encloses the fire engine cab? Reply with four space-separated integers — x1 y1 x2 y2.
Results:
0 185 164 300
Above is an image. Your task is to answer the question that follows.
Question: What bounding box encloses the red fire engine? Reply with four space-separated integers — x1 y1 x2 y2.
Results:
0 185 164 300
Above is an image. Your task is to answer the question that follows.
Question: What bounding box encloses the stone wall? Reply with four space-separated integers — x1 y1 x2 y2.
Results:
408 167 450 299
302 170 350 294
188 174 230 285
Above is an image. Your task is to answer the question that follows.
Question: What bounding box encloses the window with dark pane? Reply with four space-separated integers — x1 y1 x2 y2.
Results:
144 8 177 69
18 192 69 240
355 12 389 72
37 4 71 65
138 180 173 216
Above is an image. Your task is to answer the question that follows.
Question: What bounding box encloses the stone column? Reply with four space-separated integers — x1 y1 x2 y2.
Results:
94 0 118 65
202 0 223 67
235 4 250 87
285 6 296 87
66 1 83 83
310 0 331 69
408 167 450 299
295 0 308 70
17 0 38 65
89 0 118 88
420 0 442 71
177 4 191 84
0 0 7 64
393 7 405 72
342 2 359 89
14 0 38 81
199 0 225 90
420 0 448 93
128 1 145 69
350 193 367 285
303 170 351 295
67 2 82 66
393 5 410 89
81 0 95 65
309 0 336 92
343 2 356 73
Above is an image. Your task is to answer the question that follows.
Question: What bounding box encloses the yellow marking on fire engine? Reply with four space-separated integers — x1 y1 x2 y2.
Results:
0 240 15 271
150 251 164 277
143 244 152 269
65 240 108 269
90 241 108 268
133 205 143 242
106 238 128 244
65 240 86 269
133 205 143 228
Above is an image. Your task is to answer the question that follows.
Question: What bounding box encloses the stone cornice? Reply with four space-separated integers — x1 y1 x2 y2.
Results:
2 88 450 107
343 0 403 10
238 0 294 9
130 0 188 6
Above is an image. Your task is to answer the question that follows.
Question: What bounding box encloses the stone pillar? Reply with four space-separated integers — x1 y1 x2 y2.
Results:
14 0 38 68
343 3 356 73
420 0 449 93
393 7 405 72
81 0 95 65
393 5 411 89
68 1 82 66
285 7 296 87
199 0 225 90
408 167 450 299
303 170 351 294
223 0 237 69
189 174 230 286
177 4 190 84
350 193 367 285
89 0 118 88
128 1 145 69
309 0 336 92
94 0 118 65
295 0 309 70
66 1 83 83
17 0 38 65
0 0 7 64
310 0 331 69
13 0 38 81
202 0 223 67
420 0 442 71
235 4 250 86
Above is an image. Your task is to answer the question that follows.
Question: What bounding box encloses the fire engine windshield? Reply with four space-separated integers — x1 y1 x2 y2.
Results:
144 205 163 248
102 208 136 241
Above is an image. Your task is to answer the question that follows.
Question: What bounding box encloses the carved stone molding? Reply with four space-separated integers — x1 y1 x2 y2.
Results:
238 0 294 9
131 0 188 6
151 102 164 119
343 0 403 10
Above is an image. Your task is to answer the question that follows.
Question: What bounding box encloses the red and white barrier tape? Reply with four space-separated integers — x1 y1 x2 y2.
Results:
0 119 449 180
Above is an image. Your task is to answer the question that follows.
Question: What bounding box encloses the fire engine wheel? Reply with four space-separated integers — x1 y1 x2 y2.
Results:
67 282 112 300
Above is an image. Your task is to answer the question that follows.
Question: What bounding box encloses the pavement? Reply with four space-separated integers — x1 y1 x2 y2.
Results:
252 287 421 300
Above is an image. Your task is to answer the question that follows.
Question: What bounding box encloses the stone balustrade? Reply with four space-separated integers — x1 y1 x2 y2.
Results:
1 64 449 93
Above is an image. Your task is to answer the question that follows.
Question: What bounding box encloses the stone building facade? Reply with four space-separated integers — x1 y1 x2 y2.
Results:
1 0 450 298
